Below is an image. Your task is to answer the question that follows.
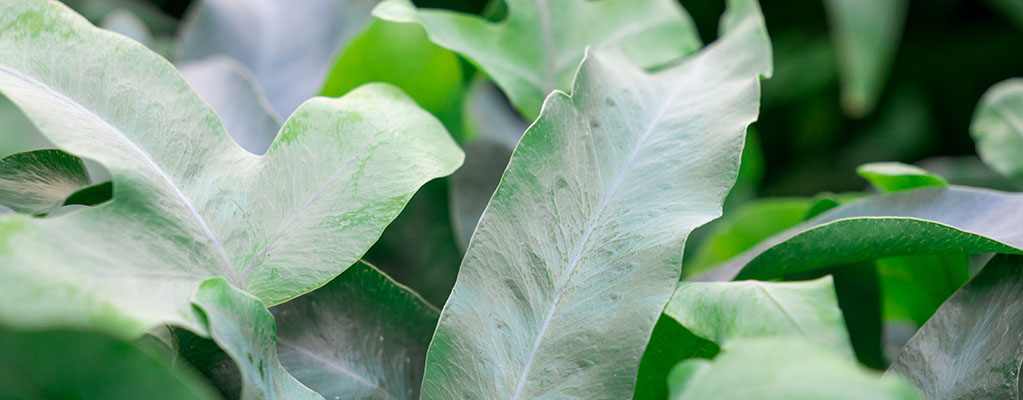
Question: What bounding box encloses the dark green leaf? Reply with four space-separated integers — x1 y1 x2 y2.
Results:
0 326 219 399
271 261 439 399
695 187 1023 281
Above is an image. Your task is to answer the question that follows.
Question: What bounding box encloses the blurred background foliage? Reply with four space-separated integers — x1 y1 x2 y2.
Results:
0 0 1019 372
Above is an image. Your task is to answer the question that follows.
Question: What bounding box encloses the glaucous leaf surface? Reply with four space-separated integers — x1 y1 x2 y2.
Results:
178 56 281 155
0 326 218 400
824 0 908 117
449 82 529 250
695 187 1023 281
374 0 702 118
0 149 92 215
271 261 439 400
178 0 379 117
668 339 922 399
0 0 462 340
888 254 1023 399
636 277 852 399
857 162 948 193
666 277 853 353
321 16 467 305
419 1 772 398
192 278 321 400
970 78 1023 178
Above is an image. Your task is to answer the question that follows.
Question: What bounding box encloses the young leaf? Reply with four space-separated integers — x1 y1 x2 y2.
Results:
824 0 908 117
695 187 1023 281
271 261 439 399
0 0 462 341
178 56 282 155
0 149 92 215
0 326 218 399
178 0 380 116
668 339 922 399
374 0 702 118
192 278 321 400
419 1 772 398
637 277 853 399
856 162 948 193
887 254 1023 399
970 78 1023 179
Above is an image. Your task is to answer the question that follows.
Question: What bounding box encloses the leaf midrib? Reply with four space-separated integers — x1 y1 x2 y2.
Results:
509 79 687 399
0 63 238 282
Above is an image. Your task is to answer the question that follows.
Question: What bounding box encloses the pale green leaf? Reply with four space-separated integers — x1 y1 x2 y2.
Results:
374 0 702 118
0 326 219 399
668 339 922 399
970 78 1023 178
419 1 771 398
636 277 852 399
192 278 321 400
824 0 908 117
857 162 948 193
695 187 1023 281
0 149 91 215
0 0 461 344
272 261 439 399
179 0 380 116
888 254 1023 399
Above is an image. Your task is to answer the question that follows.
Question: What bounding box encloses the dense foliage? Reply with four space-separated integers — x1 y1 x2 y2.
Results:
0 0 1020 399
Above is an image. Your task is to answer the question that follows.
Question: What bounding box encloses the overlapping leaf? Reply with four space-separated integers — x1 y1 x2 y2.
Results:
888 254 1023 399
0 0 461 348
695 187 1023 281
418 1 772 397
272 261 439 399
374 0 702 118
637 277 852 399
